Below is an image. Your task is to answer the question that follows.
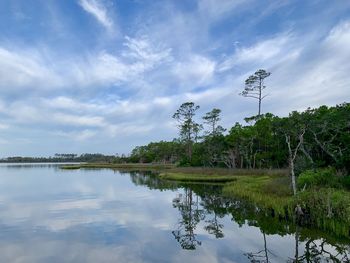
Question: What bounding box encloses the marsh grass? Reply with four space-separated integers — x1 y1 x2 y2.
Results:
159 172 238 183
165 167 288 176
222 175 293 215
223 175 350 236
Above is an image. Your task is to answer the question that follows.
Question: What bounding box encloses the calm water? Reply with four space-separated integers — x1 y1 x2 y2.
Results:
0 164 348 262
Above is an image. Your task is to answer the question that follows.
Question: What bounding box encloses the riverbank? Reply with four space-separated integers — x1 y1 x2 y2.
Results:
61 163 287 175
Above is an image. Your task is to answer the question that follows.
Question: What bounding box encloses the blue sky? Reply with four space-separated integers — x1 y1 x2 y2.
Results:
0 0 349 157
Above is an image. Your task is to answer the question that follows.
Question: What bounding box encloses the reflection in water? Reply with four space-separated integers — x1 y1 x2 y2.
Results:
162 177 350 261
0 165 348 262
288 228 350 263
244 232 274 263
172 188 204 250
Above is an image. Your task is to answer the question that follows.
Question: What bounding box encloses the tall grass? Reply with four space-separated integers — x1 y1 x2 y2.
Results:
222 175 293 216
159 173 238 183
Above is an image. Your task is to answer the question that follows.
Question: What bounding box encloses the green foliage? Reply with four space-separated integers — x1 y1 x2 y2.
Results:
297 167 350 190
296 188 350 225
172 102 202 161
124 102 349 178
297 168 338 189
240 69 271 116
340 176 350 190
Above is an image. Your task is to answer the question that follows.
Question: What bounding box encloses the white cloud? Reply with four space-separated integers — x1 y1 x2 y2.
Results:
218 33 299 72
0 47 62 90
197 0 251 20
123 36 172 64
173 55 216 87
266 20 350 114
53 130 95 141
0 35 172 94
0 124 9 130
53 113 106 127
78 0 114 30
324 20 350 52
1 1 350 156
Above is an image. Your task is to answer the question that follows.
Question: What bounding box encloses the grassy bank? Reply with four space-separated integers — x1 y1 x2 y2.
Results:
159 172 238 183
222 175 293 215
161 172 293 214
160 170 293 215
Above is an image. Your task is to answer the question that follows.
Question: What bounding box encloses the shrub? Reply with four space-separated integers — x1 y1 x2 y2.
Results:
297 167 338 189
340 176 350 190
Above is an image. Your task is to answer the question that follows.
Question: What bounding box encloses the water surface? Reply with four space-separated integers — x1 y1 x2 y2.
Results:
0 164 348 262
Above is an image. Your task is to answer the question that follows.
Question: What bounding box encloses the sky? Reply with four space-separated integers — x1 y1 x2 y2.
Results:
0 0 349 157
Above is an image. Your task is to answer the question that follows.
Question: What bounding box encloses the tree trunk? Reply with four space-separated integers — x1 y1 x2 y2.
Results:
285 128 306 196
290 155 297 196
295 227 299 262
258 78 262 116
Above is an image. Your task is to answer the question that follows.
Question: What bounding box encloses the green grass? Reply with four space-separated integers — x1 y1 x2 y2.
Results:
160 171 293 216
159 172 238 183
222 175 293 215
163 167 288 176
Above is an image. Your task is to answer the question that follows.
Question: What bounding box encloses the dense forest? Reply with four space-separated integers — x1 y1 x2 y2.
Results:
128 70 349 179
128 103 349 170
128 102 349 189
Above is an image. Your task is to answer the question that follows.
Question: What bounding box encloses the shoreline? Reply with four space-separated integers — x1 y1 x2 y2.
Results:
59 162 350 238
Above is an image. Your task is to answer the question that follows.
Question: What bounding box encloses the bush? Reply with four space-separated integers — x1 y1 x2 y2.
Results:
340 176 350 190
297 167 338 189
297 188 350 225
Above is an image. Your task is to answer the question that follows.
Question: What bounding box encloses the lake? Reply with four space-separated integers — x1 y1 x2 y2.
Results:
0 164 348 262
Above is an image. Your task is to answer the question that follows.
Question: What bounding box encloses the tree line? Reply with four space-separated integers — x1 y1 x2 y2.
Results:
128 103 349 171
127 69 349 194
0 153 117 163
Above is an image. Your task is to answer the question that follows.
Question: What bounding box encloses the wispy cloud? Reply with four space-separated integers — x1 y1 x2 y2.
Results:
0 0 349 155
218 33 298 72
78 0 114 30
0 47 63 91
0 35 172 94
173 55 216 87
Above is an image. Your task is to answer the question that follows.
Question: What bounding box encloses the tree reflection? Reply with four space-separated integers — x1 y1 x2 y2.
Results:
200 186 227 239
172 188 205 250
288 227 350 263
204 214 224 239
244 231 275 263
125 173 350 260
122 171 178 191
